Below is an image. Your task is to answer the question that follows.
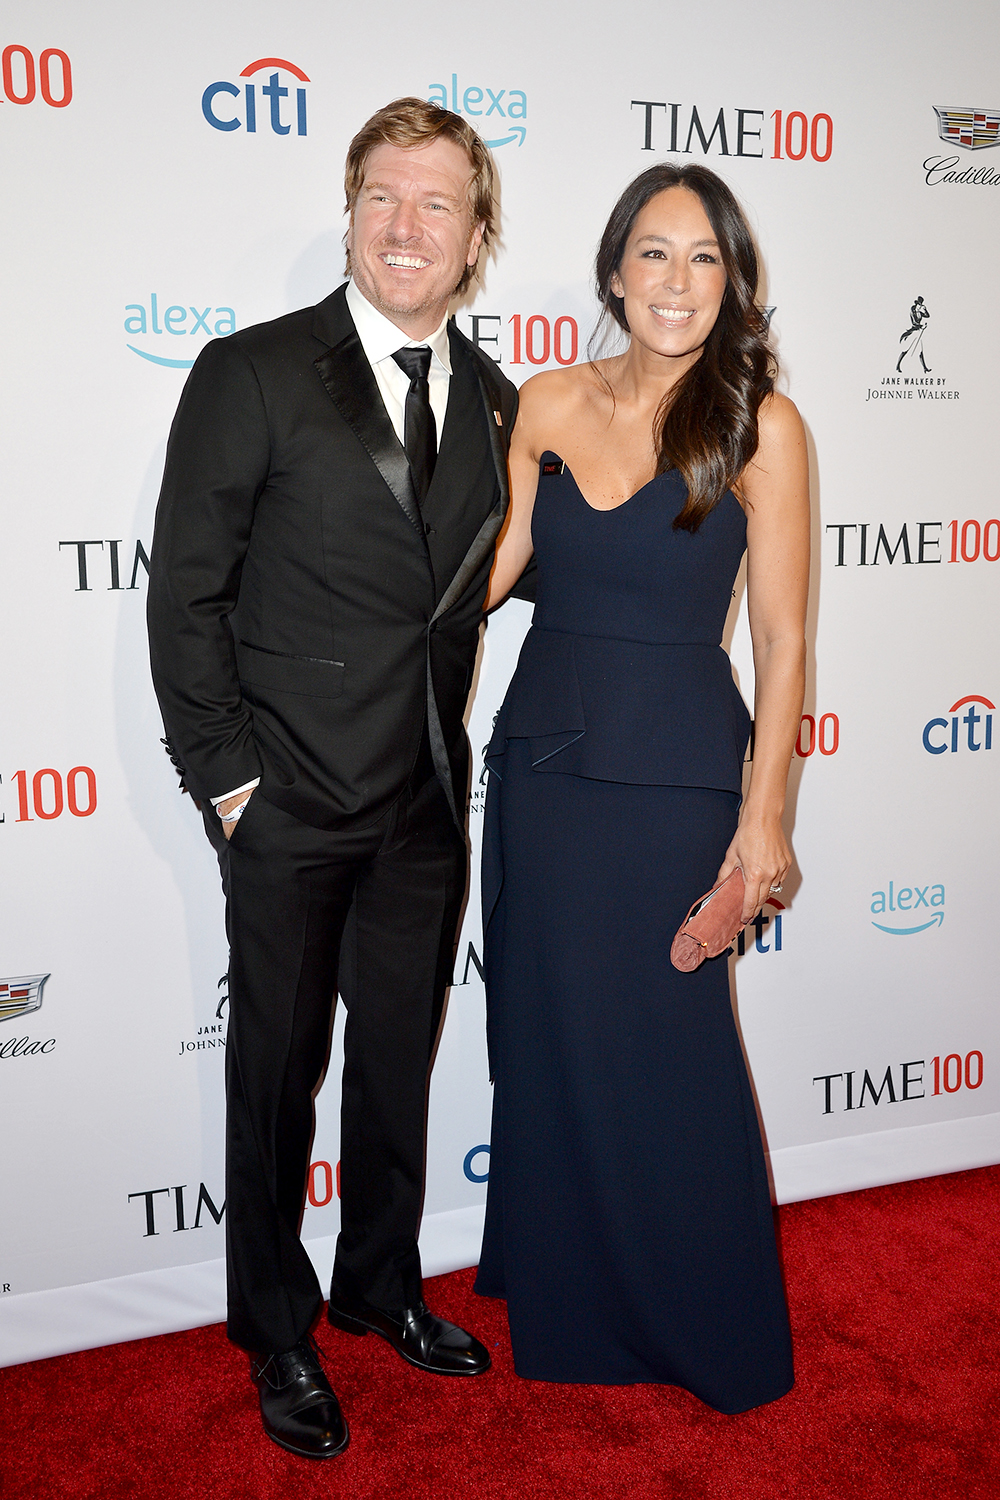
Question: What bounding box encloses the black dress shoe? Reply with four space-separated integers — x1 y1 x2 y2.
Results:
327 1292 490 1376
250 1337 349 1459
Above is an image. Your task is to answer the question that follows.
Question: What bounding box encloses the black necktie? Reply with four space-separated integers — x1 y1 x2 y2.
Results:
392 346 437 504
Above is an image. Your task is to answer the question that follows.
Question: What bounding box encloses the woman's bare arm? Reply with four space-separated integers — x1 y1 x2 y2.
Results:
716 393 810 922
485 369 592 610
485 376 551 609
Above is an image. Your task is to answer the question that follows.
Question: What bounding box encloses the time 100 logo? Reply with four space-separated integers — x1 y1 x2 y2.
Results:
794 713 839 758
466 313 579 367
5 767 97 822
2 44 71 106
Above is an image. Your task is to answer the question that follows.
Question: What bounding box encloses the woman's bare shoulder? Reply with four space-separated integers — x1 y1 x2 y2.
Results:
756 391 806 453
515 362 608 434
741 390 810 519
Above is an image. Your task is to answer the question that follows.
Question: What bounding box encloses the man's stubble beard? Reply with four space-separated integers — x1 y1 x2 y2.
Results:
347 215 476 324
356 254 467 325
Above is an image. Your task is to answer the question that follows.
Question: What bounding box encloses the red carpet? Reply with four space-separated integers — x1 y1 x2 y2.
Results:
2 1165 998 1499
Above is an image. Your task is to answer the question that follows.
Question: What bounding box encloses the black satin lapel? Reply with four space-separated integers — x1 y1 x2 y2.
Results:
472 358 512 519
425 642 460 830
430 509 503 625
428 353 510 625
313 337 425 540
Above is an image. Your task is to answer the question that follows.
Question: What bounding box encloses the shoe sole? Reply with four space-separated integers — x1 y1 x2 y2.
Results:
326 1306 490 1377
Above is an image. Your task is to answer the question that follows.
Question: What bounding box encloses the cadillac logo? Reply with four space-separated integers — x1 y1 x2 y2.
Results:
933 107 1000 151
0 974 50 1023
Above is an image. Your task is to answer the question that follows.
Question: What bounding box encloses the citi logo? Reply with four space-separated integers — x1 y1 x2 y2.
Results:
464 1145 490 1183
870 880 944 935
124 295 236 369
735 897 784 956
922 695 994 755
428 75 526 148
202 57 308 136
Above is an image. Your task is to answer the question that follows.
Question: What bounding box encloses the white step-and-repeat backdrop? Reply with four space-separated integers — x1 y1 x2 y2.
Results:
2 0 997 1366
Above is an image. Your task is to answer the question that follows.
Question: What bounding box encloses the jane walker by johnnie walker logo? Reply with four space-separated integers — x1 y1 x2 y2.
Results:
177 973 229 1057
864 294 962 404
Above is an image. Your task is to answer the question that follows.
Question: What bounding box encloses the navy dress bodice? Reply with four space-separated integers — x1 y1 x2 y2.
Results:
486 455 751 795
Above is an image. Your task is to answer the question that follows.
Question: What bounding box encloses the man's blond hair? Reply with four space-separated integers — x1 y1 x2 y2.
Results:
344 97 496 293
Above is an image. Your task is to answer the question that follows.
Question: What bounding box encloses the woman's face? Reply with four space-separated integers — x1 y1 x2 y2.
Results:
610 186 727 368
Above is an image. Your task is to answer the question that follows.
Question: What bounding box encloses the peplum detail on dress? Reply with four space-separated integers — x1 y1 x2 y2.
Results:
485 625 751 795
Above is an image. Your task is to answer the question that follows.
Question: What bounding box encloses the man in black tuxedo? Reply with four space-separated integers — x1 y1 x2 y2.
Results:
147 98 518 1459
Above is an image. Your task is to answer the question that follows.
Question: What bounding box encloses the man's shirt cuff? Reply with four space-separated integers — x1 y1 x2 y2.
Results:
210 778 261 806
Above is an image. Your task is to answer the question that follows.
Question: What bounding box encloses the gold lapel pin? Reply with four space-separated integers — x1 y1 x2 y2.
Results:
493 410 503 427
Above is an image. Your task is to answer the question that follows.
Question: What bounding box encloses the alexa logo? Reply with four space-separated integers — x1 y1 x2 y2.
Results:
870 881 944 936
922 694 994 755
124 296 236 369
428 75 527 148
203 57 309 136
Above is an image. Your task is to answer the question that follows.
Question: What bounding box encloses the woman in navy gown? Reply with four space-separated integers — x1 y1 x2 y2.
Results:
474 163 809 1414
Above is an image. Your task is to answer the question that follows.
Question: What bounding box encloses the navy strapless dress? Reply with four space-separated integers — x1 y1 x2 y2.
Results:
474 456 794 1414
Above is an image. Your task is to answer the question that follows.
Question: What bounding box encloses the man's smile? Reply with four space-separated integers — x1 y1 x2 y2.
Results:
381 253 432 269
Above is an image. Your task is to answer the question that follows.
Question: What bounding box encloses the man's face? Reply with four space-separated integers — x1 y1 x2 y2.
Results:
347 138 484 338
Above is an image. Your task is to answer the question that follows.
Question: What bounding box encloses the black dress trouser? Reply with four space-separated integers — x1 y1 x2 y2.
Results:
203 762 467 1355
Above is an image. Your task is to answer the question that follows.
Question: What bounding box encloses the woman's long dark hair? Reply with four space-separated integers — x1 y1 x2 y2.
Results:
594 162 775 531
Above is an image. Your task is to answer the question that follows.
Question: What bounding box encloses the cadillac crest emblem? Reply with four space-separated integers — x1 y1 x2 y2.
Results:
933 107 1000 151
0 974 50 1023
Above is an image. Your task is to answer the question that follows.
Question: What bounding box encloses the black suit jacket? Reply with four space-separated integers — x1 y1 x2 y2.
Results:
147 284 518 831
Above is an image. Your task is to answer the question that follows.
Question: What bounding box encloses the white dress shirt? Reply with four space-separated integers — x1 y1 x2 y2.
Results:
213 280 453 811
345 277 452 444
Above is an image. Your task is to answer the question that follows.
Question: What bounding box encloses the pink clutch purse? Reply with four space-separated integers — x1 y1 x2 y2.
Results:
670 869 747 972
